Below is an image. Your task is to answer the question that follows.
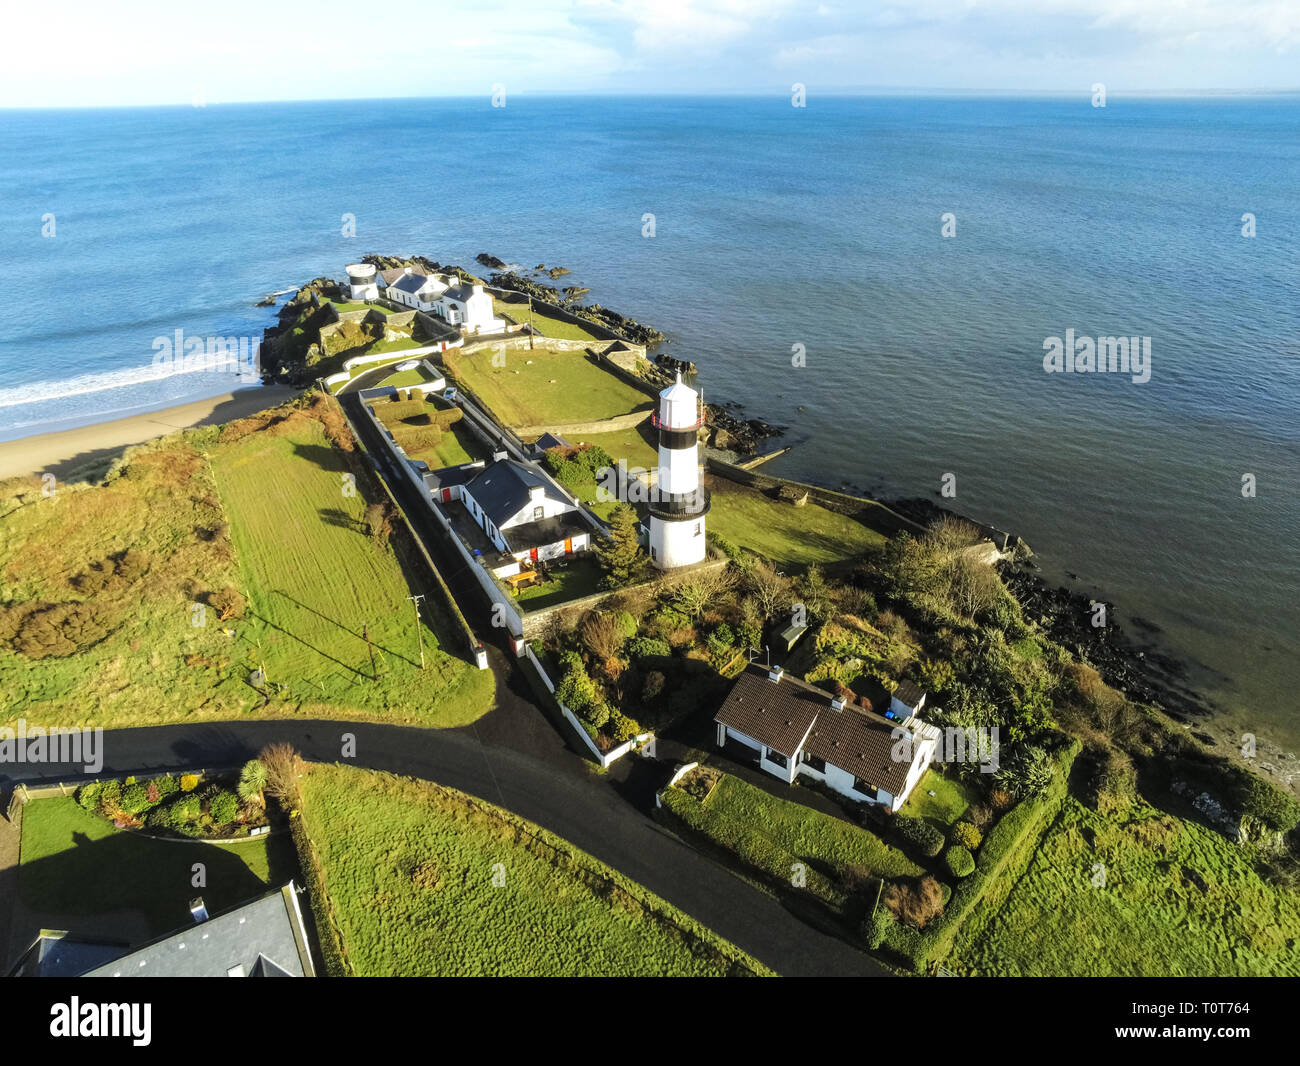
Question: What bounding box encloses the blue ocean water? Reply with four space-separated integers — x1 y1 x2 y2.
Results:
1 95 1297 747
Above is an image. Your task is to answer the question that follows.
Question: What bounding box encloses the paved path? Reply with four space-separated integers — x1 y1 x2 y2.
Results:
1 713 884 977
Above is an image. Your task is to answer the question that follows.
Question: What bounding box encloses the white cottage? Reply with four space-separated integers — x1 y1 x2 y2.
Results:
714 664 940 813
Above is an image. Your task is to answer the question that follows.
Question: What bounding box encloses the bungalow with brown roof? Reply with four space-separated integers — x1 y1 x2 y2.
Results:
714 663 940 812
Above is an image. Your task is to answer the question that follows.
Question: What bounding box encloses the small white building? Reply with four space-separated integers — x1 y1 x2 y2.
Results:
890 680 927 719
713 664 940 813
345 263 379 301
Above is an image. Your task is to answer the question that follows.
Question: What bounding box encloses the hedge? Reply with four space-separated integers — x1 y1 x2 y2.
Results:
883 738 1080 972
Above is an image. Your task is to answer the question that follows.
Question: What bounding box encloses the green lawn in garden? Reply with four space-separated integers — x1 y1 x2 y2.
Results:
443 345 652 430
296 763 771 976
493 298 604 342
898 769 976 827
514 553 605 610
705 477 886 568
18 796 295 937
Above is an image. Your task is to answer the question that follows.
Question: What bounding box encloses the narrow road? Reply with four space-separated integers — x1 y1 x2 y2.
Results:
2 718 884 976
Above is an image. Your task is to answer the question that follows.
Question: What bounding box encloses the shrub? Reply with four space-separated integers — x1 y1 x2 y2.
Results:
893 815 945 858
883 875 945 931
943 845 975 878
146 805 174 830
607 711 642 744
628 636 671 661
97 781 122 817
12 601 113 659
145 782 161 804
642 670 666 701
864 905 894 950
988 787 1015 811
150 776 180 799
238 759 268 806
208 790 239 826
1236 772 1300 833
950 821 983 850
259 743 302 807
180 774 200 792
119 784 151 815
76 782 103 812
171 794 201 823
612 610 638 641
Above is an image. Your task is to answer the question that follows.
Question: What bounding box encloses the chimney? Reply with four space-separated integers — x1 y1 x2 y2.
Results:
492 449 509 463
529 485 545 501
830 696 846 712
768 666 784 683
189 898 209 923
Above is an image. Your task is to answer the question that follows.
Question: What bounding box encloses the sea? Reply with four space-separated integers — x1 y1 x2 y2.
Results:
1 94 1297 757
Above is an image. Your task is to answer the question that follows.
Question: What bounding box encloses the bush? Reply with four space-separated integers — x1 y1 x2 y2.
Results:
628 636 671 661
208 790 239 826
171 794 201 823
950 821 983 850
1236 772 1300 833
146 805 174 829
883 875 945 931
642 670 666 701
76 782 103 812
149 776 180 799
238 760 268 806
180 774 200 792
943 845 975 878
893 815 945 858
607 711 641 744
97 781 122 817
120 784 152 815
209 586 246 621
864 906 894 950
612 610 638 641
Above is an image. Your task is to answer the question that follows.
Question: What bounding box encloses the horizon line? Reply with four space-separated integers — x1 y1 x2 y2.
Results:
4 86 1300 112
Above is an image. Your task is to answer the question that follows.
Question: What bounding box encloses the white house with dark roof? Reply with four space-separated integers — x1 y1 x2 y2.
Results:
714 664 940 813
381 268 503 334
431 457 591 569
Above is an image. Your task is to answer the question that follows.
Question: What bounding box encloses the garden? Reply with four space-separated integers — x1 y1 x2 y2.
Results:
364 390 485 470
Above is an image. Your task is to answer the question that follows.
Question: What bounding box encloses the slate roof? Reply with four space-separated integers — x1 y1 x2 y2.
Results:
803 703 912 796
464 460 562 526
379 267 410 285
82 883 314 978
714 664 821 758
503 512 590 552
892 680 925 709
441 284 474 303
715 664 919 795
390 272 435 296
8 932 129 977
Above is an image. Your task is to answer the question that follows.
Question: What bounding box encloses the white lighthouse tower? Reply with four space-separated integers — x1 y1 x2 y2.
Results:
648 371 709 569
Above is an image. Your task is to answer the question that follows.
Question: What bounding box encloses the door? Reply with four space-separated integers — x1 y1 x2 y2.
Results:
441 488 451 503
529 548 539 563
564 537 572 554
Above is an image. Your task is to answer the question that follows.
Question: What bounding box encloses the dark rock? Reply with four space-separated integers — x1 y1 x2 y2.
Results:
476 252 507 269
256 294 276 307
547 266 571 278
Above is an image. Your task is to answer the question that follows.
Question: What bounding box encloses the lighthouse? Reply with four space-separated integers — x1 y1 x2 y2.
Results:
648 372 709 568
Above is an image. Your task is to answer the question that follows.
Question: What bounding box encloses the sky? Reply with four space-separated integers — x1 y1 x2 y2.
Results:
2 0 1298 108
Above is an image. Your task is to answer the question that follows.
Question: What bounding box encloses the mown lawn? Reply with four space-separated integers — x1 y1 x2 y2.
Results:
296 763 771 976
951 797 1300 976
705 476 886 568
514 553 605 611
19 796 295 937
443 346 652 430
705 773 922 882
899 769 975 827
0 397 492 729
493 298 603 342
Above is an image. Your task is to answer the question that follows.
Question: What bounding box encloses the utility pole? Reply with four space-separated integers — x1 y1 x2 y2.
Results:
527 295 535 351
407 594 426 670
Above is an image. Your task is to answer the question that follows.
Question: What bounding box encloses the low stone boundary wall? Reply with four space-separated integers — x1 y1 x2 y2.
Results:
514 410 650 439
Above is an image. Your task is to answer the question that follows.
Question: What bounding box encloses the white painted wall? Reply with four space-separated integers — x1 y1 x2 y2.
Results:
650 514 706 568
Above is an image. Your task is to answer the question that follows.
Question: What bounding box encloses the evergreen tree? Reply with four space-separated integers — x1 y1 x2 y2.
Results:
595 504 645 588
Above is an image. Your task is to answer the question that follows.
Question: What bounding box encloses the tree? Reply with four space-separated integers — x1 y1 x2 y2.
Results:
745 562 790 621
795 565 833 622
258 743 302 807
238 759 268 808
595 504 645 588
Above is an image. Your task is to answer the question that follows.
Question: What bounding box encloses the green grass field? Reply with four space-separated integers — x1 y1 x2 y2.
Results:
950 797 1300 976
705 477 887 568
296 763 771 976
514 553 604 610
493 298 603 342
443 346 652 430
19 796 295 936
209 414 491 723
0 397 492 729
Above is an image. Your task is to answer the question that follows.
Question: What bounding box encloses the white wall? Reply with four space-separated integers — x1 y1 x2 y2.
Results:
499 491 572 531
650 514 706 568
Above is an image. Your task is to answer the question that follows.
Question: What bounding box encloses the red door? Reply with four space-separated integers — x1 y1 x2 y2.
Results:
564 538 573 555
529 548 539 563
441 488 451 503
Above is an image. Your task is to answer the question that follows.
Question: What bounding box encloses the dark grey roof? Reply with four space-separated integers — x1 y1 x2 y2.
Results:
502 512 591 552
441 285 475 303
714 664 822 759
390 273 433 295
379 267 410 285
893 681 925 708
803 703 912 797
533 432 570 452
424 462 484 491
9 933 129 977
464 460 562 526
82 883 314 978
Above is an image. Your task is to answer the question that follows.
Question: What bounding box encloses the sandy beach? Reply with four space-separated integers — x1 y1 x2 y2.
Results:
0 385 301 481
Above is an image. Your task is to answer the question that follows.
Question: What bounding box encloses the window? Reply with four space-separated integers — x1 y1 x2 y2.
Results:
694 522 701 536
802 753 826 773
533 505 544 521
764 749 788 769
853 778 878 799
